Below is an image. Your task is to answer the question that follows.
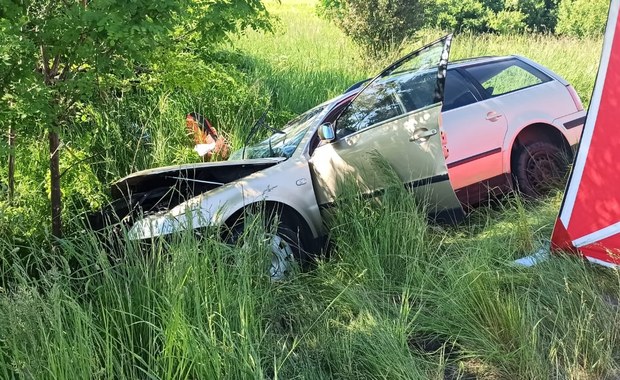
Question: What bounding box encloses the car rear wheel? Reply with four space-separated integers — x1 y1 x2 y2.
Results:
513 141 570 197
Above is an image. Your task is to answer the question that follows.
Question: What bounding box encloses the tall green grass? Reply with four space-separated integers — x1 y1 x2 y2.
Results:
2 184 619 378
0 0 617 378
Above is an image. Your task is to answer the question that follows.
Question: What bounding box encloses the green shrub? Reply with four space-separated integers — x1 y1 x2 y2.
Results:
488 10 527 34
556 0 610 37
429 0 557 33
515 0 559 31
318 0 426 56
430 0 491 33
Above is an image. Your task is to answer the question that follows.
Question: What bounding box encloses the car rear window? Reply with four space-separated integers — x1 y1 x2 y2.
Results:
464 59 552 97
442 70 481 111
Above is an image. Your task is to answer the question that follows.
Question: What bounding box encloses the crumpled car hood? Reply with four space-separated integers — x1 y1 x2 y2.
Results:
88 157 286 231
112 157 286 199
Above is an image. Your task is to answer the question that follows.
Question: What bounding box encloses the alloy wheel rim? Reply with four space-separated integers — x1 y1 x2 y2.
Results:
268 234 294 281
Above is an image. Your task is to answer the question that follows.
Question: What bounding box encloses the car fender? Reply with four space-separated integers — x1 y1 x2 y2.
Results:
501 113 571 174
127 159 323 240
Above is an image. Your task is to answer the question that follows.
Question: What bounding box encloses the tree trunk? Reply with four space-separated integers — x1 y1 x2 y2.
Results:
49 129 62 239
40 45 65 240
7 124 14 203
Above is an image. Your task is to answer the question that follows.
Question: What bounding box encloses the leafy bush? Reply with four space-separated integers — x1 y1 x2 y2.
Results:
430 0 491 33
320 0 565 40
516 0 559 31
318 0 425 56
556 0 610 37
44 148 107 216
488 10 527 35
427 0 557 33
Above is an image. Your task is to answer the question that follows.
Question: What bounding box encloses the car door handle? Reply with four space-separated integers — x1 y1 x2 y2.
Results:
409 128 437 142
486 111 503 122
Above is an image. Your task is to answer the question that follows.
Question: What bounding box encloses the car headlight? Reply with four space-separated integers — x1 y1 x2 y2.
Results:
127 214 181 240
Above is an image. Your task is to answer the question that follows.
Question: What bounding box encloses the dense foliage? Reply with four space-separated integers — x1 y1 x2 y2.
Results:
318 0 426 55
557 0 611 37
0 0 271 238
318 0 609 53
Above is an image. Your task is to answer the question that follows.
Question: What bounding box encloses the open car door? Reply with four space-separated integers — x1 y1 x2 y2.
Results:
310 35 464 221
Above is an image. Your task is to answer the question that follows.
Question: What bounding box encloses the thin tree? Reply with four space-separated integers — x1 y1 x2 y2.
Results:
1 0 270 239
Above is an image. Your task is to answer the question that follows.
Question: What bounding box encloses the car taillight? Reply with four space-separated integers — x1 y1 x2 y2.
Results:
567 85 584 111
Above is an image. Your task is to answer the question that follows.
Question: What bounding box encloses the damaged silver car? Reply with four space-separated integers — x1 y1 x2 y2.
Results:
96 36 462 279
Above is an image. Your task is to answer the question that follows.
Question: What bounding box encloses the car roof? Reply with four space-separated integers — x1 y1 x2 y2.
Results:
341 54 565 98
449 55 517 68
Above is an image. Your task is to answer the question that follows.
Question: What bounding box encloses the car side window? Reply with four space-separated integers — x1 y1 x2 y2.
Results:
335 38 448 138
464 59 551 97
397 71 437 112
335 81 405 137
442 70 480 111
335 70 440 138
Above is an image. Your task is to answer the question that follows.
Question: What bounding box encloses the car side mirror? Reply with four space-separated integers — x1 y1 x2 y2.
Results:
318 123 336 142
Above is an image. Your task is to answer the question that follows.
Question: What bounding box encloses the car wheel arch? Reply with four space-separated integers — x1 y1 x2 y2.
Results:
221 201 317 250
506 122 572 175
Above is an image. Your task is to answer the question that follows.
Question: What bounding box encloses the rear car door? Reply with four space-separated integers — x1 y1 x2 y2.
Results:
309 36 464 220
441 68 509 192
447 58 560 191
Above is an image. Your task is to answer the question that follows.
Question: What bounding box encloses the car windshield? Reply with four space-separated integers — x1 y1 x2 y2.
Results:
230 104 327 160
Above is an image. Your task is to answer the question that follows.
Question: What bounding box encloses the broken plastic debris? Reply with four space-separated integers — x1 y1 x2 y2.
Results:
513 248 550 267
194 142 216 157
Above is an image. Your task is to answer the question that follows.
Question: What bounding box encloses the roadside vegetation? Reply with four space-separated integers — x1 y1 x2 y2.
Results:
1 0 618 378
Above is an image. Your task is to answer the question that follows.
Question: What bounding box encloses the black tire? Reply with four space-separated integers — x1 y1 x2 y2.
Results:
513 141 570 198
226 210 310 281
